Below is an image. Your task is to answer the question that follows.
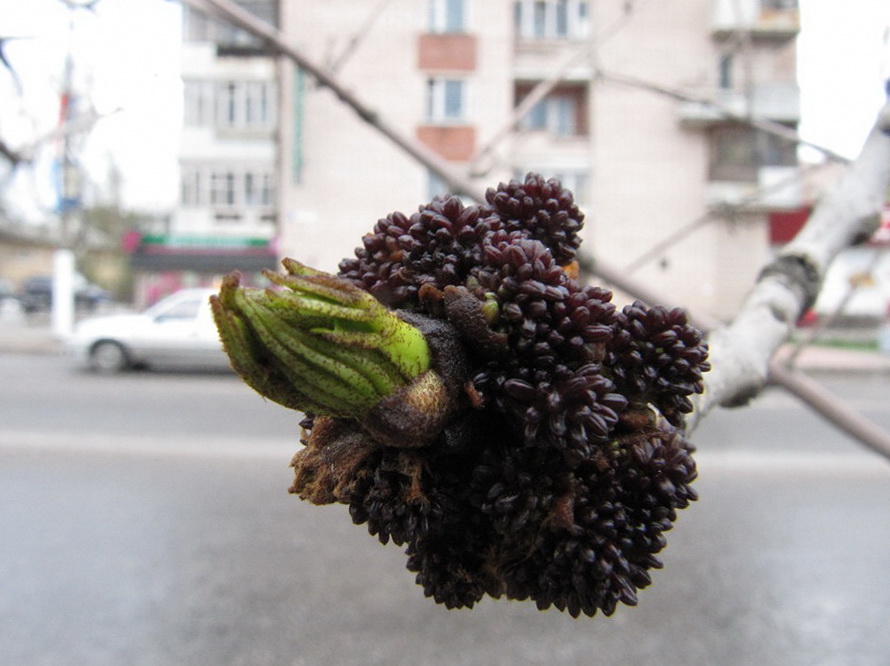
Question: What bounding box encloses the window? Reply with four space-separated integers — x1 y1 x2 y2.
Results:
218 82 239 126
181 166 276 209
260 174 275 206
243 172 276 206
759 130 797 167
514 0 590 40
517 84 587 136
244 173 256 206
761 0 797 10
183 7 210 42
211 171 237 206
183 2 276 48
183 80 214 126
553 170 589 206
427 170 448 201
155 298 202 322
523 95 577 135
710 126 757 182
708 124 797 182
238 0 277 26
180 166 203 206
718 54 733 90
429 0 465 33
427 78 466 123
184 79 277 130
551 97 576 135
216 22 265 51
245 81 272 125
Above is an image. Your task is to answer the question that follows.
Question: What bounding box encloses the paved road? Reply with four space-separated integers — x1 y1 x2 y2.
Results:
2 354 890 665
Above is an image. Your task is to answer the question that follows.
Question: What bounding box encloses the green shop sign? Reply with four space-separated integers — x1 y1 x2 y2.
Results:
141 235 272 250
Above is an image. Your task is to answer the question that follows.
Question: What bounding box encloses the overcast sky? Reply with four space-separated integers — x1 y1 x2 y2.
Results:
0 0 182 216
0 0 888 218
797 0 890 160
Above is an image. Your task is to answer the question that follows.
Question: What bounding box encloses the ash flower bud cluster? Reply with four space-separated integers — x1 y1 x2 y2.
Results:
215 173 710 618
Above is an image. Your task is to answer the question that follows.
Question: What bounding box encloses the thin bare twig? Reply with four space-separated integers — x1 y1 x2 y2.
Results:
327 0 392 74
599 69 849 162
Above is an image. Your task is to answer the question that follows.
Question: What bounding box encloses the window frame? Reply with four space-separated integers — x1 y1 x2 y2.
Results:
514 0 590 41
426 77 468 124
184 79 277 130
181 165 277 210
517 84 587 137
429 0 466 34
708 123 798 183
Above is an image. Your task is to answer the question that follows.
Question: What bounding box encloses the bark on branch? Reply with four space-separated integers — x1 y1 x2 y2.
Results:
685 96 890 432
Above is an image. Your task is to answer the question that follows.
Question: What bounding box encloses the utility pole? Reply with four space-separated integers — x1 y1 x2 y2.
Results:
51 2 85 339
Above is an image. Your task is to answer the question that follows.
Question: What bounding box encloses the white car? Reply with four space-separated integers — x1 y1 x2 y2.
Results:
67 288 231 373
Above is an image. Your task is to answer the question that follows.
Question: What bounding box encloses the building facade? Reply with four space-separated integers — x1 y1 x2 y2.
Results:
129 0 280 307
275 0 802 320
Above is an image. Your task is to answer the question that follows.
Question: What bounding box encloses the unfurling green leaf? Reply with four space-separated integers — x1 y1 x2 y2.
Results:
210 261 431 420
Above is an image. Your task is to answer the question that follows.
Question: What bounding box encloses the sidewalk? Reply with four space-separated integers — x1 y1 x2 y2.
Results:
0 316 65 355
3 313 890 374
773 343 890 375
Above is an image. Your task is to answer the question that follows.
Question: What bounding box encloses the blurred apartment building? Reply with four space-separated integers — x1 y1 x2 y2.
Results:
275 0 803 319
129 0 280 306
154 0 802 318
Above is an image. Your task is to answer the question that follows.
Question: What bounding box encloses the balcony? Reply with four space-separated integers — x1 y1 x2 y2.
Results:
712 0 799 41
679 83 800 127
418 33 477 72
513 44 593 81
184 1 278 55
707 166 802 210
416 125 476 161
509 131 590 174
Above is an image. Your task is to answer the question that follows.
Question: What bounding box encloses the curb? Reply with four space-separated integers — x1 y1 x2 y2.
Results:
0 328 64 355
774 344 890 375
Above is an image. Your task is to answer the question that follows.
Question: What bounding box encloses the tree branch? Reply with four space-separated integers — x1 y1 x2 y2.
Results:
0 136 24 166
685 94 890 432
784 247 883 368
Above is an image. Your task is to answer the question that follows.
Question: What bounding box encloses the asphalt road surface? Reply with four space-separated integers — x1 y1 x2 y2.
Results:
2 354 890 665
